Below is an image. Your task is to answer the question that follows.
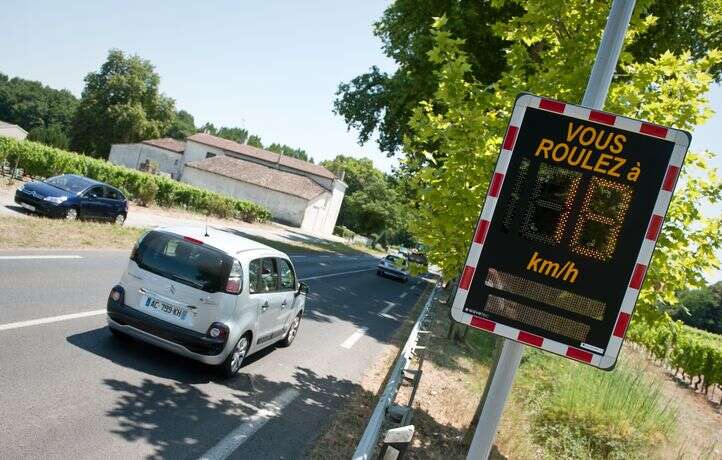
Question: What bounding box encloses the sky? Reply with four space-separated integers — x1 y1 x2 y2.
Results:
1 0 720 281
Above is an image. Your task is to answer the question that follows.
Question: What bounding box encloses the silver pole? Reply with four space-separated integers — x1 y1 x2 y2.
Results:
582 0 636 110
465 339 523 460
465 1 636 458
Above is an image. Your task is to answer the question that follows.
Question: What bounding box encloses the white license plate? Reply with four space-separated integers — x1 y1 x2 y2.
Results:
20 203 35 211
141 296 189 322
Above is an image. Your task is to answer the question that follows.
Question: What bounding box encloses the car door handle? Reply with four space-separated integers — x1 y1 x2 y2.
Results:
261 301 269 311
281 299 287 308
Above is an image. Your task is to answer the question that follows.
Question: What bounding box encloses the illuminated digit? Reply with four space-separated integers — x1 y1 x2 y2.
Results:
502 159 530 232
570 177 633 261
520 163 582 245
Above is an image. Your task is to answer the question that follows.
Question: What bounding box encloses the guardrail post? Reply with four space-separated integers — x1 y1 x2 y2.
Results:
378 425 415 460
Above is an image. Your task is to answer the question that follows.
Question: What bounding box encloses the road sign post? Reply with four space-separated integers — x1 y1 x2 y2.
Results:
461 0 677 458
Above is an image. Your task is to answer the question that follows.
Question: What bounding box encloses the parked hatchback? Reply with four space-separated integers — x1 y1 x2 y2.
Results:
106 226 308 378
15 174 128 224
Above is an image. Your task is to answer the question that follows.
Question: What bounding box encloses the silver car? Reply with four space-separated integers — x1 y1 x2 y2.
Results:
377 254 409 282
106 226 308 378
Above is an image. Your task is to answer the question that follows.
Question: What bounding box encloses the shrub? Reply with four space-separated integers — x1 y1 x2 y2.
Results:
529 357 677 459
0 137 271 222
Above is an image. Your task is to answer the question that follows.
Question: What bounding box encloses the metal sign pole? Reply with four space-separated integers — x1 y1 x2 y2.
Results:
465 1 636 458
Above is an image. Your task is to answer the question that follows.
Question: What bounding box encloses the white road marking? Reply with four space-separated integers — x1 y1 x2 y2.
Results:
198 388 299 460
290 255 307 258
341 327 368 349
299 267 375 281
0 309 105 331
379 302 396 319
0 255 83 260
399 292 408 299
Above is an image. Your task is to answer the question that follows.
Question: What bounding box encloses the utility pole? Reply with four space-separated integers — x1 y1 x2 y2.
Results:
465 1 637 458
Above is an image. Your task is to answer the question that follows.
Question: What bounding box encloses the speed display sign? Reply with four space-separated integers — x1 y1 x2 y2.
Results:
451 93 690 369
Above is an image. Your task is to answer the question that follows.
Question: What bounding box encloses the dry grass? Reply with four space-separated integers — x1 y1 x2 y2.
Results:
0 215 143 250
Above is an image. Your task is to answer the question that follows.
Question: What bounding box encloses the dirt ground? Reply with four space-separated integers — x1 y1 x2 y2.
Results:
624 347 722 459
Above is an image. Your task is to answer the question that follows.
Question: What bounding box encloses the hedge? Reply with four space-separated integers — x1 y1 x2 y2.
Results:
627 319 722 399
0 138 271 223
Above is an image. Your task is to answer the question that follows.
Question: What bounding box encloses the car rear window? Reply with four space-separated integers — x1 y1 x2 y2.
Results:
131 231 234 293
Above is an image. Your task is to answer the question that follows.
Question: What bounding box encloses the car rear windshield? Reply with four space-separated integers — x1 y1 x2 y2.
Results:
131 231 234 293
45 175 94 193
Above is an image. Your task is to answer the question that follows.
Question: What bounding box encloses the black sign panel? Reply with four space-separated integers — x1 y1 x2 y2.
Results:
451 94 690 369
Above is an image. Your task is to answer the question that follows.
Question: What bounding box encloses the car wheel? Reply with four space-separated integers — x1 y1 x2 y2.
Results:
65 207 78 221
114 213 126 226
219 334 250 379
279 314 301 347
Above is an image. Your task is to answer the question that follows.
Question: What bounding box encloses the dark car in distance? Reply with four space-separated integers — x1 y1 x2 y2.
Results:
15 174 128 225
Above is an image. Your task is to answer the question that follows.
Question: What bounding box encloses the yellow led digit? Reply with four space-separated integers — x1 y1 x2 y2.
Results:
520 163 582 245
569 177 633 261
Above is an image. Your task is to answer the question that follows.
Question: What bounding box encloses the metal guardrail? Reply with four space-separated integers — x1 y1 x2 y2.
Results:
352 280 439 460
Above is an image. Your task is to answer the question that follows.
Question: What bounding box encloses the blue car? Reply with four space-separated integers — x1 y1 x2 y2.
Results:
14 174 128 225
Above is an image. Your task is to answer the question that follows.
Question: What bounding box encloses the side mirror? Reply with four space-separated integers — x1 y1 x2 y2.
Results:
296 281 309 297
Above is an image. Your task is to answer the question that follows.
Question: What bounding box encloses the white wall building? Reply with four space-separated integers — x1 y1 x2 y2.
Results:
0 121 28 140
108 133 347 235
109 138 185 179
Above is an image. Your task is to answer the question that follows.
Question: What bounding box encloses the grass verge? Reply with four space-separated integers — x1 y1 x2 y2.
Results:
0 215 143 250
310 283 720 460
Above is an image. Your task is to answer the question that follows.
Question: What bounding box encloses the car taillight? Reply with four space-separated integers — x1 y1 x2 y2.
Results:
225 277 241 294
207 322 229 339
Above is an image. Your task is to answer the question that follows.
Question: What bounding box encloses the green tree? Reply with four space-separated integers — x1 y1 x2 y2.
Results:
405 6 722 318
336 0 722 156
321 155 412 245
70 49 175 157
217 126 249 144
673 282 722 333
27 124 70 149
0 72 78 136
166 109 196 139
247 134 263 148
267 143 310 162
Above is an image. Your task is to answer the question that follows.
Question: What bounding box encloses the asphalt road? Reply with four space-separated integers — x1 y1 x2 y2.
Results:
0 249 430 459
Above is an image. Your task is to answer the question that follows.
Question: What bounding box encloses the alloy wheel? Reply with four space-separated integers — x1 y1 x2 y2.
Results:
65 208 78 220
115 214 125 225
288 317 300 343
230 336 248 373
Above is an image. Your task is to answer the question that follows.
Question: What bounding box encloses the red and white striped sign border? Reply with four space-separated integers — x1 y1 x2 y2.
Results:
450 93 690 369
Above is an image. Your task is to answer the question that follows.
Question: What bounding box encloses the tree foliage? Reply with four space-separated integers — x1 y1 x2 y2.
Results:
334 0 520 155
405 4 722 318
321 155 412 245
27 124 70 149
0 72 78 136
70 49 176 157
166 109 196 140
246 134 263 148
336 0 722 156
672 282 722 333
266 143 312 162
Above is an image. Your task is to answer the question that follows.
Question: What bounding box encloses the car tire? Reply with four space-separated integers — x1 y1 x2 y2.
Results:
65 207 79 221
279 314 301 347
219 334 250 379
114 213 126 226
